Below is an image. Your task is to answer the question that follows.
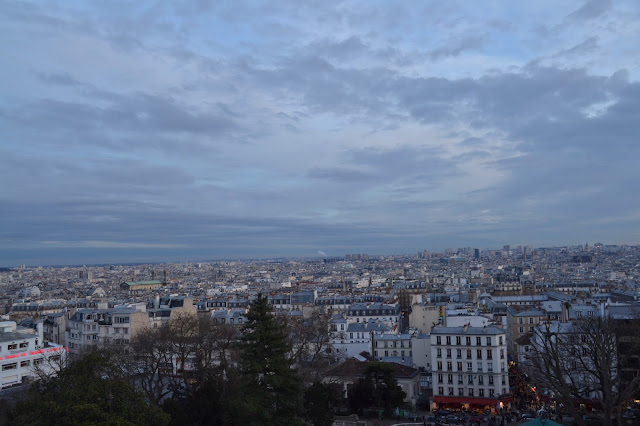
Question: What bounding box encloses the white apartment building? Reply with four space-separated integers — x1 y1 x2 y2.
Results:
430 325 510 412
346 302 400 330
0 321 67 389
66 307 148 357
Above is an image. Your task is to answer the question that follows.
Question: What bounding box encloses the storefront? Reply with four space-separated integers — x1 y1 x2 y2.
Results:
433 396 500 413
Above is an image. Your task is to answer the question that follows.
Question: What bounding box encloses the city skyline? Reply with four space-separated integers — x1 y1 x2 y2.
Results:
2 0 640 266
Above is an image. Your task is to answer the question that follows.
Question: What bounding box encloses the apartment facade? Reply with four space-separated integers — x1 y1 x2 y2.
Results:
430 325 510 412
0 321 67 389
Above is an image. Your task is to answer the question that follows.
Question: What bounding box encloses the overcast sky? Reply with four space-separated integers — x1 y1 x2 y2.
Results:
2 0 640 265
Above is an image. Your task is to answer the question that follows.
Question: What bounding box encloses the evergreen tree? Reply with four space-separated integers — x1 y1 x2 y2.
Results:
348 362 406 414
237 293 305 425
303 381 340 426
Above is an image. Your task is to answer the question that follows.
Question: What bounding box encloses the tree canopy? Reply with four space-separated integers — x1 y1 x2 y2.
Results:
9 349 169 426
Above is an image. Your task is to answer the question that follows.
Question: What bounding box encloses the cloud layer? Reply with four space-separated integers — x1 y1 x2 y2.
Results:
1 0 640 265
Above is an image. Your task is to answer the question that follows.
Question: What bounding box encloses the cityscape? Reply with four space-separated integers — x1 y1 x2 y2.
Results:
1 243 640 424
2 0 640 425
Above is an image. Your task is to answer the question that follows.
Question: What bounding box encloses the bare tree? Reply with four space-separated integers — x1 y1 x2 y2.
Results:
526 317 640 426
116 314 242 405
288 312 335 381
116 324 175 405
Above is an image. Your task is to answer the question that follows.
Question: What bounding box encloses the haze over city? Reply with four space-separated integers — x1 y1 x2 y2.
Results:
2 0 640 266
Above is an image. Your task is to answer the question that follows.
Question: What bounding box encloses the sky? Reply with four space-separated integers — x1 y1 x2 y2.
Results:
1 0 640 266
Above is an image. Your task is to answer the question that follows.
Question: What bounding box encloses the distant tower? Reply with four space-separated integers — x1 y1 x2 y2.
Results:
474 248 480 260
152 270 158 280
163 270 169 284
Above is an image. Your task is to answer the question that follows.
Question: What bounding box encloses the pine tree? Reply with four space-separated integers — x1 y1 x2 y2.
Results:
237 293 305 425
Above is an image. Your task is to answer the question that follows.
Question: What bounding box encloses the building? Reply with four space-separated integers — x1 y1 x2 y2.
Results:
430 325 510 412
0 321 67 389
66 306 149 357
120 280 164 293
409 304 442 333
346 302 400 330
505 308 547 360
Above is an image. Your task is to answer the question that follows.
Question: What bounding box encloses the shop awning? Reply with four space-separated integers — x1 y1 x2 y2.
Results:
433 396 499 405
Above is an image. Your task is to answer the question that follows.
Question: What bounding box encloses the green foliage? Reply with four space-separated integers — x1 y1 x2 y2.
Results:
303 381 341 426
348 362 406 414
8 350 169 426
237 294 305 425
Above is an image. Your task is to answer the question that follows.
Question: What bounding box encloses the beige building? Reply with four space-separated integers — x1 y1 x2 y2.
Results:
409 304 443 333
505 307 547 357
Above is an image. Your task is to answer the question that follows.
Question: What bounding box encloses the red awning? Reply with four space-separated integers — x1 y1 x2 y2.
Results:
434 396 499 405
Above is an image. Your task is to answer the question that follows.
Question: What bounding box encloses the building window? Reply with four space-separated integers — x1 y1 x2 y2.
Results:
436 336 442 345
467 362 473 371
2 363 17 371
458 374 463 384
469 388 474 397
20 360 30 367
437 361 443 370
457 362 463 371
467 349 472 359
500 349 505 359
19 342 28 348
456 336 461 345
456 349 462 358
478 376 484 385
447 374 453 384
468 375 473 384
479 389 485 397
477 349 483 359
488 363 494 372
499 336 503 345
489 389 495 397
7 344 17 350
489 376 494 385
477 362 483 372
446 349 452 358
476 337 482 346
438 387 444 395
487 350 493 360
486 337 492 346
447 361 452 370
438 374 443 383
448 387 454 396
446 336 451 345
458 387 464 396
466 336 471 346
519 327 524 333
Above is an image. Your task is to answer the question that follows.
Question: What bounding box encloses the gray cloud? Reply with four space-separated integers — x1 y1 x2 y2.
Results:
2 0 640 264
429 36 486 60
567 0 612 20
